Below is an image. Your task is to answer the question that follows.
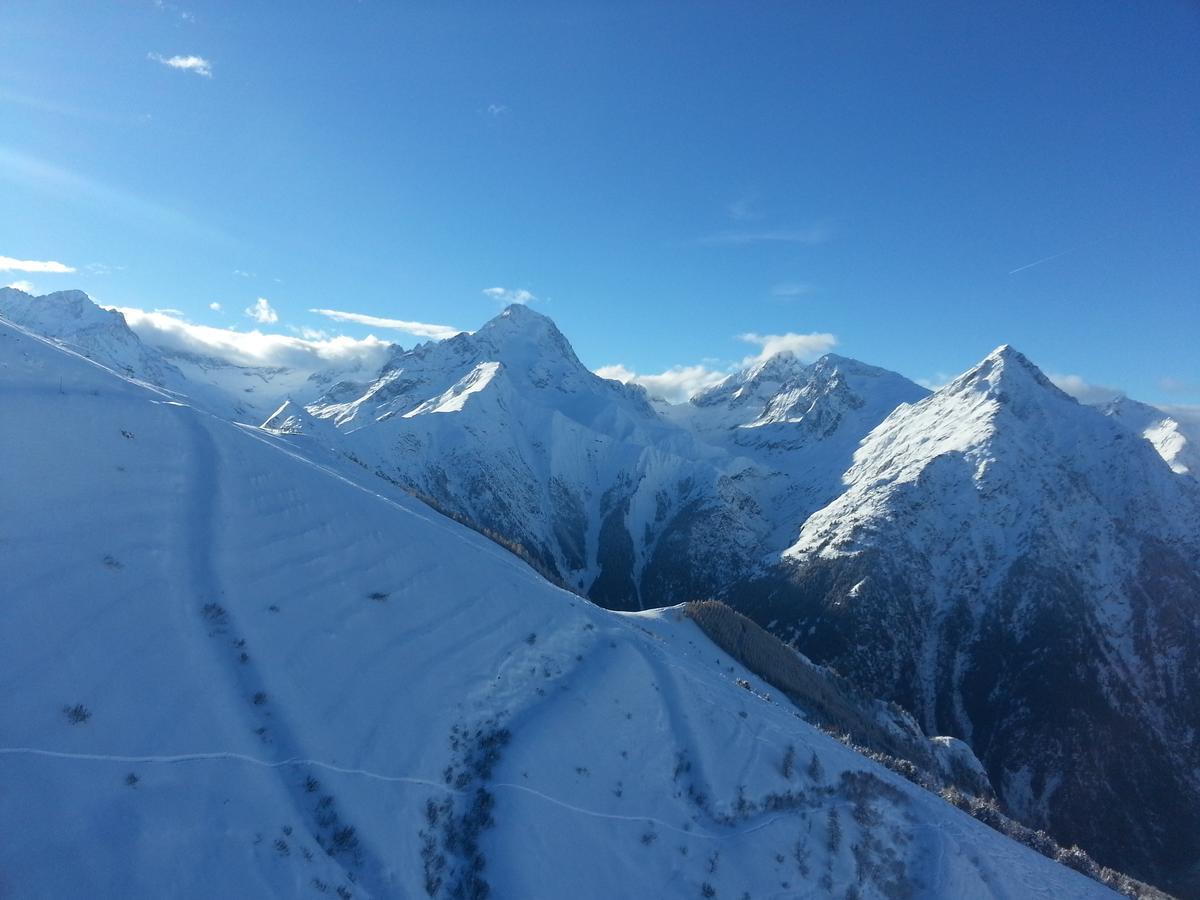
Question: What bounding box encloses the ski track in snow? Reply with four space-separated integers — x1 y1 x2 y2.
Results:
0 746 787 842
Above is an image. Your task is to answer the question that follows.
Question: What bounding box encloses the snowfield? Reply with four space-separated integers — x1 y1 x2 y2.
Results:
0 318 1120 897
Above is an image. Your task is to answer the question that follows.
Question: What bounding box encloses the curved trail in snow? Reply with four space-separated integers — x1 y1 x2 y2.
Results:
0 746 451 790
0 746 789 842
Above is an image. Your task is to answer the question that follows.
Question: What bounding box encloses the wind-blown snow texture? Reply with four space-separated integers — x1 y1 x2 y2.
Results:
0 317 1121 898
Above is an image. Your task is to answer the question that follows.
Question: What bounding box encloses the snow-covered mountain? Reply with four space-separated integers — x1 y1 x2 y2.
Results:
0 287 377 423
299 303 729 605
6 288 1195 894
296 306 927 611
1101 395 1200 478
0 287 186 388
0 316 1135 898
739 346 1200 893
655 352 930 570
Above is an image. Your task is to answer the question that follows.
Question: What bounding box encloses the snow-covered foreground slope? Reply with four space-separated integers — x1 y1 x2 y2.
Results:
0 321 1121 898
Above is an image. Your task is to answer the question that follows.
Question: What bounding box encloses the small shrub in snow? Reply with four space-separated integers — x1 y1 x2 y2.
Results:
330 826 358 856
201 603 227 624
781 744 796 779
826 809 842 854
807 751 825 783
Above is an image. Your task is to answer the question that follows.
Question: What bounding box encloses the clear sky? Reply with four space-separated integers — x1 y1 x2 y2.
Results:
1 1 1197 404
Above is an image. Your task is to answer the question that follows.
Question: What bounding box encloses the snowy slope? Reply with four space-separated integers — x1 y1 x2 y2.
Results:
746 346 1200 892
302 304 744 607
300 307 927 610
1101 395 1200 478
0 291 927 613
0 320 1123 899
658 352 930 562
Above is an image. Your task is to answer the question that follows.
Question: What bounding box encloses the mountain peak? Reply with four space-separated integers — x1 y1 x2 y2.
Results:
472 303 580 366
0 286 126 333
950 343 1063 400
479 302 555 332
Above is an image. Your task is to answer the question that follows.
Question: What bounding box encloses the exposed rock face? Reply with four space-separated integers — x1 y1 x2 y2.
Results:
736 347 1200 891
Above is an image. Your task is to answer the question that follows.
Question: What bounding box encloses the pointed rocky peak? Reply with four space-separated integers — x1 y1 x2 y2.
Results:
450 303 583 381
261 399 318 434
944 344 1069 405
475 303 566 343
741 349 808 384
691 351 808 411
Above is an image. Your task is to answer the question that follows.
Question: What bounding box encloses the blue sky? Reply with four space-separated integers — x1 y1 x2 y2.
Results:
1 1 1197 404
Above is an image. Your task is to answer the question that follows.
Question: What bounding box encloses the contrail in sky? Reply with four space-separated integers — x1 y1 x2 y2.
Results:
1008 237 1106 275
1009 246 1082 275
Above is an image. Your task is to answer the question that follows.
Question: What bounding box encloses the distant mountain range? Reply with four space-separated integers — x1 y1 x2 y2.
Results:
3 285 1197 895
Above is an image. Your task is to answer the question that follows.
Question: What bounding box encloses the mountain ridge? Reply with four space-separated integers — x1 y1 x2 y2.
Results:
0 312 1139 899
5 287 1197 892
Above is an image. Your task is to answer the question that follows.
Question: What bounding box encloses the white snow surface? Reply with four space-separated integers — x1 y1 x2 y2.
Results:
0 318 1117 898
1100 395 1200 478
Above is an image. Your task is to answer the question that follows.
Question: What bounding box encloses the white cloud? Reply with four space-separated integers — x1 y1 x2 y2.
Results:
154 308 186 317
245 297 278 324
1048 373 1124 405
482 287 536 305
310 308 461 340
149 53 212 78
1160 376 1199 394
596 363 728 404
113 306 393 371
209 301 222 312
738 331 837 365
84 262 123 276
699 226 832 246
728 194 761 222
597 328 838 404
153 0 195 23
486 103 509 117
5 280 35 293
1161 404 1200 428
916 373 952 392
0 255 75 273
770 282 814 298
